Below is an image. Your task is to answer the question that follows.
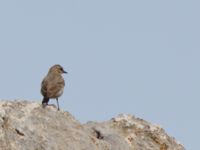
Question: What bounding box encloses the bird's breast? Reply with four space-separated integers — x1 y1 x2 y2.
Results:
56 87 64 97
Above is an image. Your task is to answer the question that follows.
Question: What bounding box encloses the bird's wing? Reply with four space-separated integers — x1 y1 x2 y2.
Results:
41 77 48 97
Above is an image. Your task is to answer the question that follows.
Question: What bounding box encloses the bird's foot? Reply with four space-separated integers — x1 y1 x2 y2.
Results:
42 103 48 108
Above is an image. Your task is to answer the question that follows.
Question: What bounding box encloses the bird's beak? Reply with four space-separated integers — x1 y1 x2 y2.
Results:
63 70 68 74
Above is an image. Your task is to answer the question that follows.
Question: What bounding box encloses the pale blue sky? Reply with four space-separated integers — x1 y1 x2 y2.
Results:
0 1 199 149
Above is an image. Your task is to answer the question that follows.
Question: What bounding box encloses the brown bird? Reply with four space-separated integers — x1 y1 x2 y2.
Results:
41 64 67 110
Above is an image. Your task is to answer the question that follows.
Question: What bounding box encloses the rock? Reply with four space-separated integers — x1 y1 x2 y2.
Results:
0 100 185 150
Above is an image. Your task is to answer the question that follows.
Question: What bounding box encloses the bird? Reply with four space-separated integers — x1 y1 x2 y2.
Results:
41 64 67 110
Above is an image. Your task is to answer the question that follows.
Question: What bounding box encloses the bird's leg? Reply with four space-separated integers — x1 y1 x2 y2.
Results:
56 98 60 111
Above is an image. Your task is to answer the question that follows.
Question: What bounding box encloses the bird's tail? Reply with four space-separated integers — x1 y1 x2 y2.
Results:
42 97 49 107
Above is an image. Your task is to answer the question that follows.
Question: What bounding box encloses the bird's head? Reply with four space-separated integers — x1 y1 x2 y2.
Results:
49 64 67 74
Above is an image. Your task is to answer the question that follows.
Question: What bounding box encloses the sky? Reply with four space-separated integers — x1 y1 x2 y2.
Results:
0 0 199 149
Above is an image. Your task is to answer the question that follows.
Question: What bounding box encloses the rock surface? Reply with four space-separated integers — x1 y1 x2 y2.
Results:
0 100 185 150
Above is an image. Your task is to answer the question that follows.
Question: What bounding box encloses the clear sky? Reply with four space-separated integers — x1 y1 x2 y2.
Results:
0 1 198 149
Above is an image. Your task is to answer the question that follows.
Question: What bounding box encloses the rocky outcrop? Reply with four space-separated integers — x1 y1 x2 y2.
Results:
0 100 185 150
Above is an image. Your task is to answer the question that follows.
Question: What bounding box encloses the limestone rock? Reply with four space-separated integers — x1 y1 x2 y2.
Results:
0 101 185 150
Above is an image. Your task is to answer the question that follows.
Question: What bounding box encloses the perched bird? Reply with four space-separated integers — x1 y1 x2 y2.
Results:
41 64 67 110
